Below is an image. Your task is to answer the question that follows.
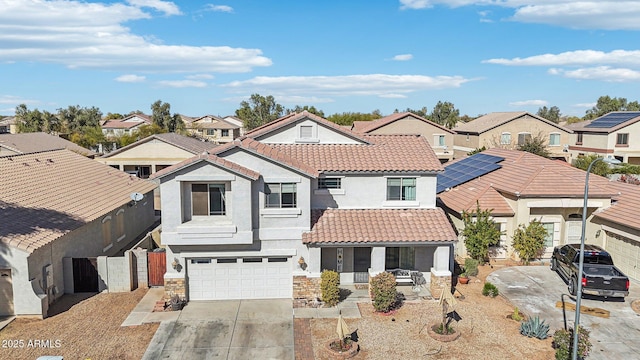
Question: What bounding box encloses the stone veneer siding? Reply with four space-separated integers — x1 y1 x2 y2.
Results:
164 277 186 301
293 275 321 302
430 272 451 300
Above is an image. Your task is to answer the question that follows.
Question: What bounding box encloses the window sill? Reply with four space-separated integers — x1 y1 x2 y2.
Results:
260 208 302 218
615 144 629 147
575 142 583 145
295 138 320 143
382 200 420 208
314 189 345 195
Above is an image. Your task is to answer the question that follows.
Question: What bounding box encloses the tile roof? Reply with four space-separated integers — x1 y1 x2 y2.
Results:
102 132 218 158
0 149 157 253
354 112 455 134
101 119 146 129
566 112 640 133
0 132 96 157
150 152 260 181
438 148 616 215
594 182 640 231
272 134 443 173
302 208 457 244
0 116 16 125
244 111 370 143
453 112 572 134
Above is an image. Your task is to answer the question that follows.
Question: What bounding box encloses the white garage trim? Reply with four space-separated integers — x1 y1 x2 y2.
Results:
604 231 640 282
187 256 293 300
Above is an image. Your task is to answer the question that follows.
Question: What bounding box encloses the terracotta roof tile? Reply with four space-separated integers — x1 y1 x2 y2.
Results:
354 112 455 134
0 149 157 253
0 132 96 157
150 152 260 181
272 134 443 173
595 182 640 231
302 208 457 244
453 112 572 134
102 132 218 158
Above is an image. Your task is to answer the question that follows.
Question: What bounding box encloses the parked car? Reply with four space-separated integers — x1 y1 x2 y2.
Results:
551 243 629 298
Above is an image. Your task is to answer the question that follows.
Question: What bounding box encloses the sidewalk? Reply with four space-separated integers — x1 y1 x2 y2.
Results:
121 287 181 327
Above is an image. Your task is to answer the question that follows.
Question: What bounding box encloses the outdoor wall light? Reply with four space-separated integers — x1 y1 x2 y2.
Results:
172 257 182 272
595 230 602 238
298 256 307 271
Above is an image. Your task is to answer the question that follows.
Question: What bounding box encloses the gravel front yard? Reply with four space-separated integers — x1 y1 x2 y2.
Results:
0 287 158 360
310 263 556 360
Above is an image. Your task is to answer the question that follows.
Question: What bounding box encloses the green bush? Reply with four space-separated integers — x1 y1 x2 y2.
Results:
320 270 340 307
482 282 499 297
553 326 592 360
464 258 479 277
520 316 549 339
370 272 398 313
512 220 547 265
461 203 501 262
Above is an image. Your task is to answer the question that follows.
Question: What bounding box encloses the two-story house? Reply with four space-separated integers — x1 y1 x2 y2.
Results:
187 115 241 143
453 112 573 160
567 111 640 164
101 113 152 138
153 111 457 302
351 112 455 163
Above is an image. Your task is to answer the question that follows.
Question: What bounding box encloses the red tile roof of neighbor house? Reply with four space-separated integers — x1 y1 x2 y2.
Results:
102 132 218 159
0 132 96 157
101 119 146 129
272 134 443 173
453 111 572 134
0 149 157 253
244 111 370 143
150 152 260 181
302 208 457 244
352 112 455 134
438 148 617 215
594 181 640 231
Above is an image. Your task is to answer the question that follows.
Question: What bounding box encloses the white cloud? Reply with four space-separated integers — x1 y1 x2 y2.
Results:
485 50 640 67
186 74 215 80
223 74 473 98
573 102 597 108
399 0 432 10
509 99 547 107
205 4 234 13
273 96 335 104
127 0 181 16
549 66 640 82
0 95 39 105
0 0 271 73
157 80 208 88
379 94 408 98
392 54 413 61
115 74 146 82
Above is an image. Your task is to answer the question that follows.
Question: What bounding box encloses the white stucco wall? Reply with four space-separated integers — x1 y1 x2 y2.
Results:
256 119 362 144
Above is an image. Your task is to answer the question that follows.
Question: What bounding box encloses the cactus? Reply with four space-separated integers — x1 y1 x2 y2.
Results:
520 316 549 340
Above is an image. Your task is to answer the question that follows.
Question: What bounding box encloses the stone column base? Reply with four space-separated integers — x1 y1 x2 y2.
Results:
164 275 186 301
430 270 452 300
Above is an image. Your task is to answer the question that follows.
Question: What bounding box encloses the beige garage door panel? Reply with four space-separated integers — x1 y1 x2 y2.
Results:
0 269 14 316
606 235 639 282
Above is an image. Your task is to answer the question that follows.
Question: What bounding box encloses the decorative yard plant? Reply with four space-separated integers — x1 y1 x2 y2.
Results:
520 316 549 340
482 282 499 297
463 258 479 277
370 271 398 313
553 326 592 360
461 203 501 262
512 219 547 265
321 270 340 307
511 307 523 322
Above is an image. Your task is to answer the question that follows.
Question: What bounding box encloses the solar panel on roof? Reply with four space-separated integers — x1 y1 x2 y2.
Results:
436 153 504 194
585 112 640 128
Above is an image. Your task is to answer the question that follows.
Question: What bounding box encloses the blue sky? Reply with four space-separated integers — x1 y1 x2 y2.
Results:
2 0 640 118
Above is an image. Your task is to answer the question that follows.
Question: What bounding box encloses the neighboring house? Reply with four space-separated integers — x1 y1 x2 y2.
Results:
0 116 17 134
438 148 617 261
187 115 241 143
223 115 245 136
153 111 457 302
351 112 455 163
0 132 96 158
453 112 573 160
101 113 152 138
567 111 640 164
0 149 156 318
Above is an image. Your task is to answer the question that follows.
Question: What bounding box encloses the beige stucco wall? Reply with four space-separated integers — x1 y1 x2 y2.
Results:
367 117 454 160
98 140 196 169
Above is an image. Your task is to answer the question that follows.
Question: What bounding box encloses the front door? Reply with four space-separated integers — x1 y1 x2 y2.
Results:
353 247 371 283
566 218 582 244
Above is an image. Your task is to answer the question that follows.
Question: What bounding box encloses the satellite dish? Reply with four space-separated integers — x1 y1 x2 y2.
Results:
130 192 144 203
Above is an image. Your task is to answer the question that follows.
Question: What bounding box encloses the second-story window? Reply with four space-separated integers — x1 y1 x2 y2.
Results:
500 132 511 145
549 133 560 146
576 133 583 145
192 184 226 216
221 129 229 137
433 135 445 146
206 129 215 136
265 183 297 208
386 178 416 201
318 178 341 189
617 133 629 146
517 132 531 146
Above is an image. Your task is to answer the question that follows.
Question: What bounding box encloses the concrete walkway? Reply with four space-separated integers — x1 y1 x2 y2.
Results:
121 287 180 327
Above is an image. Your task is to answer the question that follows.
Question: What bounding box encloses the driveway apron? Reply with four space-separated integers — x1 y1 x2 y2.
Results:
488 266 640 360
145 299 294 360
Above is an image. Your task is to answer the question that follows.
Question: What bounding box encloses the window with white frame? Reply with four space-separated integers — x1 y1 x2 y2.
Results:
542 222 554 248
386 178 416 201
300 125 313 138
192 183 226 215
517 132 532 146
434 135 446 146
206 129 215 136
221 129 229 137
617 133 629 146
549 133 560 146
500 132 511 145
265 183 297 208
318 178 341 189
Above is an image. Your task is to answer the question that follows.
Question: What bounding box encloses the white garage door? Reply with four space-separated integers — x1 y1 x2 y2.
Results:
188 257 292 300
606 233 640 282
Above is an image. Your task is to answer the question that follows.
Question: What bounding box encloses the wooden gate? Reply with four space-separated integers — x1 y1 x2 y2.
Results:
148 251 166 287
73 258 99 292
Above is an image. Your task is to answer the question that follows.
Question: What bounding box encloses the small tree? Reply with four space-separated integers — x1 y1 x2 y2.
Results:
320 270 340 307
517 133 550 158
369 272 397 313
461 203 501 262
512 220 547 265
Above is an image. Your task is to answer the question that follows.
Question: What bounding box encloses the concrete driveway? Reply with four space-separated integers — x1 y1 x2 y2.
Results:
488 266 640 360
143 299 294 360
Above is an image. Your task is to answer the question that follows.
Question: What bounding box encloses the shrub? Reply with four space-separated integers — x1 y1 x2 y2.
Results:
464 258 479 277
520 316 549 339
461 202 501 262
511 307 523 322
320 270 340 307
482 282 499 297
553 326 592 360
370 272 398 313
512 220 547 265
